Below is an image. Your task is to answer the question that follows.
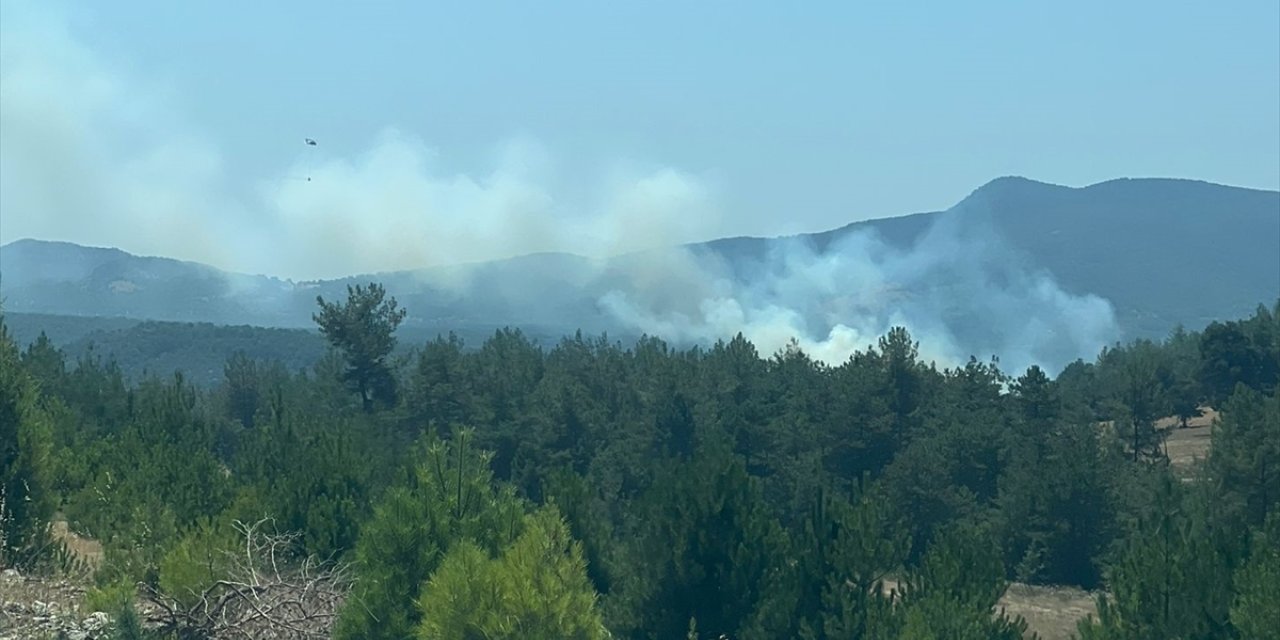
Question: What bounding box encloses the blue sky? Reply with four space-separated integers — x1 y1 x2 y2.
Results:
2 0 1277 278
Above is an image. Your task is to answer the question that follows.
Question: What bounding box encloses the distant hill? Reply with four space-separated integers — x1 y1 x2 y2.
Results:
0 312 577 386
689 177 1279 336
951 177 1280 336
3 176 1277 366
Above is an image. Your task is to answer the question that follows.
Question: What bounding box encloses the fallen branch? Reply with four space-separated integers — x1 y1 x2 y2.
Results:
139 519 352 639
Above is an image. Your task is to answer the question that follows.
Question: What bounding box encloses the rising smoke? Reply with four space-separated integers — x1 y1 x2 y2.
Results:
596 194 1119 374
0 1 722 281
1 0 1119 374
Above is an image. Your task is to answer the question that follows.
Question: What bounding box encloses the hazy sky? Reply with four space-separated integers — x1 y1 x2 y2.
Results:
2 0 1278 278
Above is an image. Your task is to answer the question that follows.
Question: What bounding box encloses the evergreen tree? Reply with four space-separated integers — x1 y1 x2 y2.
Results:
335 430 525 640
1206 385 1280 530
793 488 908 639
0 319 55 568
417 507 609 640
1100 342 1172 462
885 526 1030 640
20 331 67 398
1080 476 1234 639
223 351 261 429
613 450 793 640
1000 368 1118 587
1229 514 1280 639
407 333 475 437
314 282 407 412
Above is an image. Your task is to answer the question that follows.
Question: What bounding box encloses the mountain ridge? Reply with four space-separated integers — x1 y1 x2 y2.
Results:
4 176 1278 355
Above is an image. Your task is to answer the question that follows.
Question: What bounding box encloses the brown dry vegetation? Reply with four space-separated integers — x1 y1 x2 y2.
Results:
870 577 1099 639
998 583 1099 640
1158 406 1216 474
1099 406 1217 476
50 519 104 569
0 568 102 639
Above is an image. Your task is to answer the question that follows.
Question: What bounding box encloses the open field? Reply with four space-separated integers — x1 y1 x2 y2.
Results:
999 583 1099 640
1158 406 1217 473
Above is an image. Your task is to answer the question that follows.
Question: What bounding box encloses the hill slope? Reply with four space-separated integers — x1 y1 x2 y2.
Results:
3 177 1277 363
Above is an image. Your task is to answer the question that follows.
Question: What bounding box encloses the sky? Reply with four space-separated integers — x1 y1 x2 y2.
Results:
2 0 1278 280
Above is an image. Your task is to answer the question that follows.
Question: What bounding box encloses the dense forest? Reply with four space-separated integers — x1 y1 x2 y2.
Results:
2 286 1277 639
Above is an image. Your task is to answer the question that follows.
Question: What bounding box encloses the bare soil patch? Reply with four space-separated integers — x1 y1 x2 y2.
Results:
51 519 104 569
1158 406 1216 475
998 582 1098 640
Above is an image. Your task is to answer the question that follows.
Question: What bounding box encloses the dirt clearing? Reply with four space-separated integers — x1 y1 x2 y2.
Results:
999 582 1098 639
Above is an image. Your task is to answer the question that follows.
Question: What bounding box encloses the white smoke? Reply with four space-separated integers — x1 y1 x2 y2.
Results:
598 197 1119 373
0 0 1119 373
0 0 722 281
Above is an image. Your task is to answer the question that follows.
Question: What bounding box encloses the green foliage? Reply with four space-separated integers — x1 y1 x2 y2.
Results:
793 489 908 639
223 351 261 428
406 333 475 437
1099 341 1173 462
885 526 1030 640
1230 515 1280 640
84 579 137 615
613 451 793 640
157 517 237 609
21 332 67 397
1080 476 1235 639
107 601 153 640
234 409 372 558
0 319 55 569
335 430 525 640
13 289 1280 639
999 370 1119 587
1199 305 1280 407
542 467 615 596
1206 385 1280 530
94 500 180 587
314 282 407 412
60 374 234 585
417 507 609 640
878 435 980 561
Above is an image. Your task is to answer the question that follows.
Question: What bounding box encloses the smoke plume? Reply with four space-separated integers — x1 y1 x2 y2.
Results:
1 0 1120 374
597 196 1119 374
0 1 722 281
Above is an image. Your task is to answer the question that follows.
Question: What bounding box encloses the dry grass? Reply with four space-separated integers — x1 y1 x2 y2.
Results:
998 583 1098 640
868 577 1099 639
0 568 99 639
50 519 104 570
1100 406 1218 477
1157 406 1216 474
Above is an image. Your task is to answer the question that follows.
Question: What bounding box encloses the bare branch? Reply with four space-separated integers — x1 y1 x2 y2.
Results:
139 519 353 639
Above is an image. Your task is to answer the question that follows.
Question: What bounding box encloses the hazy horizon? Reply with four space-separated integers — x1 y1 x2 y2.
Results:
2 0 1277 280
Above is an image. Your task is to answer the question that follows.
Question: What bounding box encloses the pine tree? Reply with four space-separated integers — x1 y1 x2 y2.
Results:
335 430 525 640
1230 514 1280 639
417 507 609 640
1206 385 1280 530
793 488 908 639
614 450 793 640
0 319 55 568
883 526 1029 640
1080 476 1234 638
313 282 407 413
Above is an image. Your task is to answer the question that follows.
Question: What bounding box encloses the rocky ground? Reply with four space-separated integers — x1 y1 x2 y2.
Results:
0 568 110 640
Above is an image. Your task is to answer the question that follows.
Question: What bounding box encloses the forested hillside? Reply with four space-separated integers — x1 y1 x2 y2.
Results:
1 312 573 387
5 178 1277 353
2 291 1277 639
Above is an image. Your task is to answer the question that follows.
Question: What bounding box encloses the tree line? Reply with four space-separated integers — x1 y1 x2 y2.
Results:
2 287 1277 639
